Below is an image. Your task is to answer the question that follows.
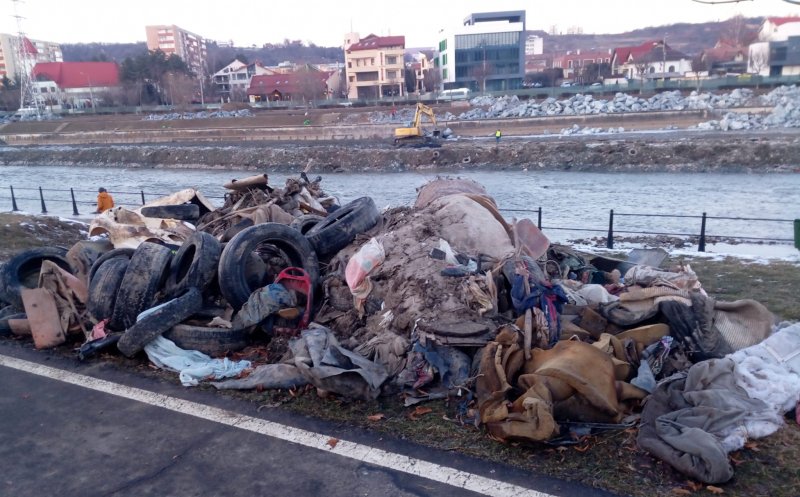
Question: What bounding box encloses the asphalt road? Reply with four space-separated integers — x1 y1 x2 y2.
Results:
0 341 618 497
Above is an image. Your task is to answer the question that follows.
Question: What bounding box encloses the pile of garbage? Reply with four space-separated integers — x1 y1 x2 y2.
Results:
143 109 254 121
559 125 626 136
1 176 797 486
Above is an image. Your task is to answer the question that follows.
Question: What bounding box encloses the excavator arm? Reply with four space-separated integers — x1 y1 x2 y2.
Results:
394 103 439 145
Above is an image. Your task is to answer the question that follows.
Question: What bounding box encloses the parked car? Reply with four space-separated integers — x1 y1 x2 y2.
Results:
590 82 602 87
559 82 573 88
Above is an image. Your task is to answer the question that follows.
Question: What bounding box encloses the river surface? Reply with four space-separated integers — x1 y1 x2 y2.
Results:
1 165 798 258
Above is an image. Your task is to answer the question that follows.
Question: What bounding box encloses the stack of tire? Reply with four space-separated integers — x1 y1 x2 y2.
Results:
2 196 381 357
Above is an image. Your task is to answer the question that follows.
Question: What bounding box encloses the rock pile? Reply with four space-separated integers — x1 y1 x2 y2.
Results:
144 109 254 121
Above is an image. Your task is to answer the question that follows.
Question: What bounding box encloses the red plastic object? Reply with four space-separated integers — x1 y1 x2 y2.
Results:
275 267 312 328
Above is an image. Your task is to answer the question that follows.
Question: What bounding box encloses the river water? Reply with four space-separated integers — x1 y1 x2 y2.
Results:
1 165 798 258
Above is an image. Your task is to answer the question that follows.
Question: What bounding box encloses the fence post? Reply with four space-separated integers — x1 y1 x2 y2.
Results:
140 190 146 205
795 219 800 250
607 209 614 249
10 185 19 211
39 186 47 214
537 207 542 230
70 188 79 216
698 212 707 252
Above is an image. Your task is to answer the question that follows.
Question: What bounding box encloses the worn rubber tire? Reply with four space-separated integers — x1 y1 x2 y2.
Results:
218 223 320 310
87 258 129 323
0 305 21 320
140 204 200 221
166 232 221 297
0 247 72 309
291 214 324 235
163 324 249 356
117 287 203 357
110 242 173 330
88 248 135 286
0 312 26 337
304 197 379 257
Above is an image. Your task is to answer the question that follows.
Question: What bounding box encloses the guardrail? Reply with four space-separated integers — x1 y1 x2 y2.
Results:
1 186 796 252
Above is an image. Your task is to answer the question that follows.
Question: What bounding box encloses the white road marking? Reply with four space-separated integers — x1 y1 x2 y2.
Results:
0 354 559 497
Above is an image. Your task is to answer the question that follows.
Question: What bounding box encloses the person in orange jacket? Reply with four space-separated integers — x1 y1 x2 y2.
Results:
95 187 114 213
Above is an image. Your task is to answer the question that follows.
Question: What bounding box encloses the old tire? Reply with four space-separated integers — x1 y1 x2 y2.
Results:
110 242 173 330
291 214 324 235
88 248 135 286
117 287 203 357
163 324 249 356
218 223 319 310
0 247 72 309
140 204 200 221
87 258 129 322
305 197 379 257
166 232 221 297
0 313 26 337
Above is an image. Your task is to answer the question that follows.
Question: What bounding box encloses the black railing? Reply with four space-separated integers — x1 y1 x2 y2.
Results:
0 186 796 252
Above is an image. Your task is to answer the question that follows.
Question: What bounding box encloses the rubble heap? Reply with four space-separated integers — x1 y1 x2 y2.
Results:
0 175 796 486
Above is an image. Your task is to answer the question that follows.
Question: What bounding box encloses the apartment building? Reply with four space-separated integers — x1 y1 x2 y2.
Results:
145 25 207 75
0 33 63 83
343 32 405 99
436 11 526 92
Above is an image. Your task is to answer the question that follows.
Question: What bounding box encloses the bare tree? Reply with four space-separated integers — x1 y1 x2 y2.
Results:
295 67 324 105
749 49 768 76
423 68 441 94
472 62 493 93
162 72 196 107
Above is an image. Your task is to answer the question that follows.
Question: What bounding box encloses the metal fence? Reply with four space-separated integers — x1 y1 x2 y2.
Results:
1 185 795 252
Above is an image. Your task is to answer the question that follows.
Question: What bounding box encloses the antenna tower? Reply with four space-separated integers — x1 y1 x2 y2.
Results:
11 0 40 117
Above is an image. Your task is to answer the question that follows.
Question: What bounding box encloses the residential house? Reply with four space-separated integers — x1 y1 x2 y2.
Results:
699 41 747 76
552 49 612 81
31 61 119 109
525 34 544 56
436 11 526 92
748 17 800 75
0 33 63 83
212 59 274 101
406 50 434 94
343 33 405 99
612 40 691 81
524 53 552 74
769 36 800 76
145 24 207 76
247 70 336 103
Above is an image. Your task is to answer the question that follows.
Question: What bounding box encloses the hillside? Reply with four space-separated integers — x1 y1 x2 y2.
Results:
538 17 762 56
62 40 343 74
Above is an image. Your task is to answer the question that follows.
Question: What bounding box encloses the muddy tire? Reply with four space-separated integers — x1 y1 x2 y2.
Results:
87 258 129 322
0 247 72 309
0 313 26 337
140 204 200 221
166 232 221 297
304 197 380 257
291 214 324 235
163 324 249 356
110 242 173 330
88 248 135 286
218 223 319 310
117 287 203 357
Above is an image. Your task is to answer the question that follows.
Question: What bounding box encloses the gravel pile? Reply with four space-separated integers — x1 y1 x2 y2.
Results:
144 109 254 121
694 85 800 131
559 125 626 136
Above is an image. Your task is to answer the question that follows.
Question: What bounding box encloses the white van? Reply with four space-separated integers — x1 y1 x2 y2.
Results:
439 88 471 100
11 107 40 121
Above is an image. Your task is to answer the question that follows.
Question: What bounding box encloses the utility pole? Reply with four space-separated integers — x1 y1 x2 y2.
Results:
662 36 667 83
11 0 40 118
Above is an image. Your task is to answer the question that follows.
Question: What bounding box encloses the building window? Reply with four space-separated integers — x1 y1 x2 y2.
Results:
371 58 375 65
649 66 655 74
348 61 352 68
442 54 448 66
443 68 448 79
668 65 675 73
386 56 397 65
387 70 397 79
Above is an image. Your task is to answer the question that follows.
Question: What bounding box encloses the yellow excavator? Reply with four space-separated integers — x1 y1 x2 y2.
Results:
393 102 441 146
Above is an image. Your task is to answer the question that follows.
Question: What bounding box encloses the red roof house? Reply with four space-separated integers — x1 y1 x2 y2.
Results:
32 62 119 89
346 34 405 52
247 71 334 101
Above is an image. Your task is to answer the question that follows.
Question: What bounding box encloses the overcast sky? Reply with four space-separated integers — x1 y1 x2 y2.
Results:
2 0 799 47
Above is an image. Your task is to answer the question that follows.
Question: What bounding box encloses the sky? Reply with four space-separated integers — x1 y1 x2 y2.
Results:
2 0 800 48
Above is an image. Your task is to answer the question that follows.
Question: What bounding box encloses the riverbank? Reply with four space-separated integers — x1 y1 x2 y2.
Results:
2 130 800 173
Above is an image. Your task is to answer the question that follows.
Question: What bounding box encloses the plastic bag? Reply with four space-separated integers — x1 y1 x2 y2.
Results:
345 238 385 315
